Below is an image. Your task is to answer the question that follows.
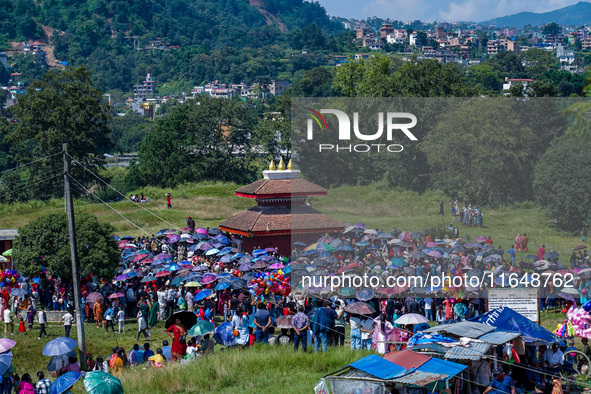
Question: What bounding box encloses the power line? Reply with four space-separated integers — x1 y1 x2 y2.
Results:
66 154 181 231
0 173 62 201
0 152 62 177
68 174 153 237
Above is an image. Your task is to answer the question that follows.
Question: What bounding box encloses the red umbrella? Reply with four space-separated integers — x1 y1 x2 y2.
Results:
574 245 587 250
133 253 149 262
155 270 171 278
141 258 154 265
108 293 125 299
344 302 375 315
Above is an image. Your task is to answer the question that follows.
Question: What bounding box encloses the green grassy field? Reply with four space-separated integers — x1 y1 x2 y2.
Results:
0 182 582 262
2 311 569 393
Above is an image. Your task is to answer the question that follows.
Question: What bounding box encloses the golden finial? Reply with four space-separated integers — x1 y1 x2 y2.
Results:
269 160 276 171
287 159 293 170
277 157 285 170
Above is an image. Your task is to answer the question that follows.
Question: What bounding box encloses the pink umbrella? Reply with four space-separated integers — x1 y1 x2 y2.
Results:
154 253 172 260
269 263 285 270
476 236 487 242
108 293 125 299
0 338 16 353
133 253 149 262
141 258 154 265
200 274 217 284
425 242 437 247
195 228 209 235
155 270 171 278
181 227 192 232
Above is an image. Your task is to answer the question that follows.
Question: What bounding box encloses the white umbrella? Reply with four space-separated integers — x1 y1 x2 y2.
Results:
395 313 428 325
560 287 580 295
363 229 378 234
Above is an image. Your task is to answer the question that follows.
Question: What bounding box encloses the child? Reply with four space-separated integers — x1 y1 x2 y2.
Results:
147 348 165 368
18 317 26 334
184 339 198 362
52 294 59 311
116 308 125 333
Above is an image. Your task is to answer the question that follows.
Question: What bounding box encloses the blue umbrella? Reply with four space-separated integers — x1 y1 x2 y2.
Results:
293 242 307 247
219 255 233 263
49 371 83 394
165 263 182 272
191 233 209 240
47 351 76 372
215 235 230 245
215 281 232 291
193 289 213 302
238 256 254 264
231 253 245 261
337 245 354 251
390 257 407 267
205 248 220 256
238 264 253 272
188 244 200 252
183 272 201 281
213 322 235 346
0 351 13 375
42 337 77 356
356 288 375 301
11 288 28 297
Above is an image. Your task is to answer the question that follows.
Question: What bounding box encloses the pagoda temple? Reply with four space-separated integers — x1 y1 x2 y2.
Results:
219 158 343 256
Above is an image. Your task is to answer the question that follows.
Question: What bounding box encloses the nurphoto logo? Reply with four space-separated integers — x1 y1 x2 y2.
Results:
305 108 418 153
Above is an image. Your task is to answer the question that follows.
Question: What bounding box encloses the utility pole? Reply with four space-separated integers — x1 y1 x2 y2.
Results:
63 144 87 369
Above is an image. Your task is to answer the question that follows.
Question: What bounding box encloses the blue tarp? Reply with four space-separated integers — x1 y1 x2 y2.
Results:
419 358 467 380
470 307 557 343
348 355 406 380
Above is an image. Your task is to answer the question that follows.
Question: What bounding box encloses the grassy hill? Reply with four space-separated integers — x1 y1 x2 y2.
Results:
0 182 582 263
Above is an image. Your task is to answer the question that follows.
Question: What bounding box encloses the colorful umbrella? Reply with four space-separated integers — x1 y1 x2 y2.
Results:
108 293 125 299
49 372 83 394
188 320 215 337
83 371 124 394
269 263 285 270
339 287 356 297
195 228 209 235
85 292 104 304
344 302 375 315
356 288 375 301
0 338 16 353
155 270 171 278
200 274 217 285
42 337 77 356
0 350 13 375
183 281 202 288
215 282 232 291
193 289 213 302
213 322 234 346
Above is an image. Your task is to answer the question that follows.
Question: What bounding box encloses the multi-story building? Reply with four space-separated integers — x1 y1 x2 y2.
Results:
380 24 394 38
356 28 369 39
362 37 384 50
487 40 506 55
133 73 156 101
269 80 288 96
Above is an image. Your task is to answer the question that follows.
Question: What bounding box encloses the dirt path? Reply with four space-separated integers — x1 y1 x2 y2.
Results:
249 0 288 32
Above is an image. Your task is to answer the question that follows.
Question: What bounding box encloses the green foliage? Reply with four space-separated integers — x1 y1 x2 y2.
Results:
2 66 112 201
12 212 119 279
289 67 335 97
533 135 591 231
11 53 46 85
542 22 562 36
109 113 153 153
127 95 262 188
420 99 566 206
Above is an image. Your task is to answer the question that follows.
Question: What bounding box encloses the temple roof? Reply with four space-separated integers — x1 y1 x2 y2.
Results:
219 205 343 236
235 178 327 199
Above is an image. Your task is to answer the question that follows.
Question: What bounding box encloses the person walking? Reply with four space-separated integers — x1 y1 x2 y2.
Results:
37 307 48 340
60 309 74 338
104 305 115 333
136 311 150 342
166 194 172 209
116 308 125 333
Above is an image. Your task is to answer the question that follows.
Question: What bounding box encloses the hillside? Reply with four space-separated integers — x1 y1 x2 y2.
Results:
484 1 591 27
0 0 344 92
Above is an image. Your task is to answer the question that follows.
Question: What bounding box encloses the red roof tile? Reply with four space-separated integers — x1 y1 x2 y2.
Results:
236 179 327 197
219 205 343 235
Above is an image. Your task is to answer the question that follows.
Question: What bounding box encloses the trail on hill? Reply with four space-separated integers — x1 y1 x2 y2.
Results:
249 0 288 32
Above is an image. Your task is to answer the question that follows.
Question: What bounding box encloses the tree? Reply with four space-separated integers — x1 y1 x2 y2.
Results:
542 22 561 37
2 67 112 201
421 99 565 206
127 95 258 188
533 135 591 231
13 212 119 279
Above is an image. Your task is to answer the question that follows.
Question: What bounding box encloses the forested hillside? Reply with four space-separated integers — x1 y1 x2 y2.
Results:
0 0 346 91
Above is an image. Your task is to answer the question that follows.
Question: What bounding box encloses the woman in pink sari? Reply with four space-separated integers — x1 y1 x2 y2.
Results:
372 314 394 354
515 233 522 252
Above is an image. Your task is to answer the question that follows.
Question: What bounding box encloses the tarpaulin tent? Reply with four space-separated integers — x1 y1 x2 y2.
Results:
470 307 557 343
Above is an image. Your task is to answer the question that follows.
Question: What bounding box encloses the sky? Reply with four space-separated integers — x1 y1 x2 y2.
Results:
316 0 585 22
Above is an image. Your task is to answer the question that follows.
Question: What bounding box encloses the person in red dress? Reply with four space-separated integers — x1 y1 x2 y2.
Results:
166 318 187 361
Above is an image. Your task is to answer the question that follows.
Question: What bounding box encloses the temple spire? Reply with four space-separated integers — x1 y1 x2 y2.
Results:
269 160 276 171
277 157 285 170
287 159 293 170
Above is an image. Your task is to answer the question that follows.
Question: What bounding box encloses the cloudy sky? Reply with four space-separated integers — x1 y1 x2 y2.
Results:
317 0 584 22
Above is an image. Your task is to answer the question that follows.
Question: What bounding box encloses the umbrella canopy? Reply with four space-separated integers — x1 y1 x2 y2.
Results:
43 337 78 356
47 351 76 372
410 232 423 239
475 236 487 242
193 289 213 303
85 292 104 305
0 350 12 375
390 257 407 267
574 245 587 250
11 288 28 297
543 251 559 260
200 274 217 285
83 371 124 394
213 322 235 346
339 287 356 297
356 288 375 301
269 263 285 270
560 287 580 295
215 281 232 291
395 313 428 325
275 315 293 329
183 282 202 288
108 293 125 299
155 270 171 278
0 338 16 353
344 302 375 315
49 372 83 394
188 320 215 337
1 249 12 257
165 311 197 330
